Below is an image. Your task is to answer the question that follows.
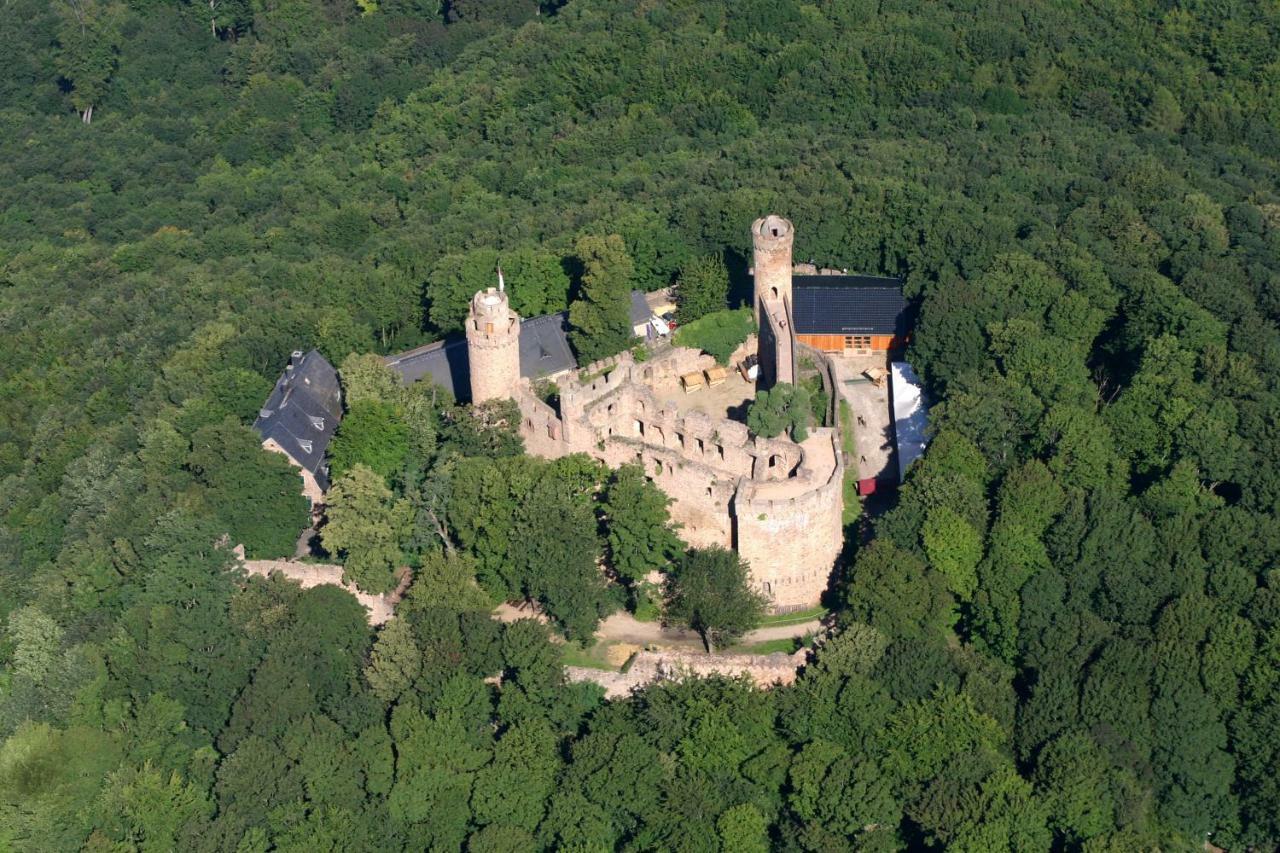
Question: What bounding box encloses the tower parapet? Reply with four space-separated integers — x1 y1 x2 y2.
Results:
752 215 795 319
465 287 521 402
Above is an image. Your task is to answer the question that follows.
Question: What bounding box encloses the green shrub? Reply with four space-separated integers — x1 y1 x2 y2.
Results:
673 308 755 365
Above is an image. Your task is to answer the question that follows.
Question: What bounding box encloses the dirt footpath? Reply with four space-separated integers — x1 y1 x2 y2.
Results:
493 603 824 650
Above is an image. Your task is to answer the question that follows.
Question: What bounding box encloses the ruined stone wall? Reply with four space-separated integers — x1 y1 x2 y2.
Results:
565 648 807 700
233 547 407 625
601 432 738 549
558 349 708 422
758 297 796 388
513 388 567 459
513 343 843 611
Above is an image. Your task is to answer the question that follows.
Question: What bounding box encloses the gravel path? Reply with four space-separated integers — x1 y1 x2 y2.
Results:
494 602 825 649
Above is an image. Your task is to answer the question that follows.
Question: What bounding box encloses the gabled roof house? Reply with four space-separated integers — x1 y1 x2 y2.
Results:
253 350 341 503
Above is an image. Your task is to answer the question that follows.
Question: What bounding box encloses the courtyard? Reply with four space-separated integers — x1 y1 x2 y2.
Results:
829 353 896 488
654 362 756 424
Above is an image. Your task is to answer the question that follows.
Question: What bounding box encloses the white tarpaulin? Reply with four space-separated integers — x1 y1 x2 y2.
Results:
891 361 928 482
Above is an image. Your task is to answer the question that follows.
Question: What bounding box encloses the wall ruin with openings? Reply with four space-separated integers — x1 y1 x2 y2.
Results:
512 344 844 612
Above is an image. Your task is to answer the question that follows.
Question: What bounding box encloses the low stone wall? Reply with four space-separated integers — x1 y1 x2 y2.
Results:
233 546 405 625
566 648 807 699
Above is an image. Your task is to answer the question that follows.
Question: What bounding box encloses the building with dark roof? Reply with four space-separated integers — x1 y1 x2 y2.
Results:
253 350 342 505
791 274 908 354
629 290 652 332
382 310 578 401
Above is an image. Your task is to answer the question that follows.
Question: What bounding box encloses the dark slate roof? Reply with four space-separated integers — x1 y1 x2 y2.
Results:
253 350 342 489
383 338 470 399
383 311 578 401
629 290 651 326
791 275 908 336
519 312 578 381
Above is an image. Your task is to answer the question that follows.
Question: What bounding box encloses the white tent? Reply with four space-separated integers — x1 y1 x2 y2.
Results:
891 361 928 482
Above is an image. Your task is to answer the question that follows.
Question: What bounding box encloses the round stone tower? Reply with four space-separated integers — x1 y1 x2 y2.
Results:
465 287 521 402
752 214 795 320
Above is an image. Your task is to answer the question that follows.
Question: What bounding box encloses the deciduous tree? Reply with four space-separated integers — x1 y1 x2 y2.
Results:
328 400 411 481
601 463 682 587
322 465 412 594
665 547 767 653
676 253 729 322
569 234 635 363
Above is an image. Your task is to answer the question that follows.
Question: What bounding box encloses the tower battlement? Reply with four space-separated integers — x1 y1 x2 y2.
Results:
752 215 795 311
465 287 521 402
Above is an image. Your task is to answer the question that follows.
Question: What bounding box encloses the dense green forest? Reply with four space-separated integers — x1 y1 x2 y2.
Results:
3 0 1280 849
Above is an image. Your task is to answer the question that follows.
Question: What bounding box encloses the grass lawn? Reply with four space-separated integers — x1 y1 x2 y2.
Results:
559 641 621 671
729 637 803 655
839 399 861 525
758 605 827 627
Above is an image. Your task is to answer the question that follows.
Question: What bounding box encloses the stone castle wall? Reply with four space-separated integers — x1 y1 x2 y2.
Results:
735 430 845 611
232 546 408 626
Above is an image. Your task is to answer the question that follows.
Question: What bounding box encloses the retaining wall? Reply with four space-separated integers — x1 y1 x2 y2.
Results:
566 647 807 699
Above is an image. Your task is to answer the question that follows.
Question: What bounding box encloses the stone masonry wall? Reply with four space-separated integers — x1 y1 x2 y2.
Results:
735 430 845 611
233 546 405 626
565 648 807 700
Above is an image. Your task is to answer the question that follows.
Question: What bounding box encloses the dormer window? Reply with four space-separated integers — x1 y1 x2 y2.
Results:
297 439 313 454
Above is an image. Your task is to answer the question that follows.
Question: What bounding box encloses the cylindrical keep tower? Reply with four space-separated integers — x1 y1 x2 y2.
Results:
465 288 521 403
752 215 795 321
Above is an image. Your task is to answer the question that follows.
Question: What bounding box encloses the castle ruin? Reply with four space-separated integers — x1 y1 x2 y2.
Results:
254 216 924 615
470 216 845 612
